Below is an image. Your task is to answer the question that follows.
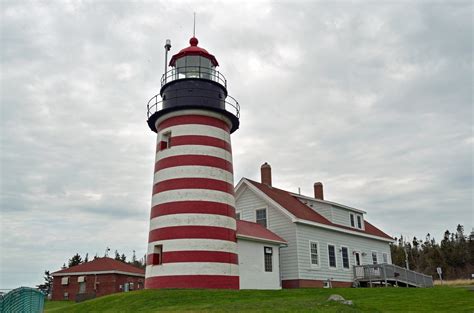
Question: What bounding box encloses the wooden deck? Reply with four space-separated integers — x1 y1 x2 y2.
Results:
353 263 433 288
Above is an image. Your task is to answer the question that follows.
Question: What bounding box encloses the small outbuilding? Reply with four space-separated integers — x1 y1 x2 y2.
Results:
236 220 287 289
51 257 145 301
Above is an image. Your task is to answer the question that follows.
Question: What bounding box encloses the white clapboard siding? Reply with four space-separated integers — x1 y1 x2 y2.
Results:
307 200 333 222
331 206 351 227
295 223 392 282
235 186 299 280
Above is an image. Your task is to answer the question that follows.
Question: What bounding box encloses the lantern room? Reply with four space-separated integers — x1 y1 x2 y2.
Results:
146 36 240 134
163 37 225 86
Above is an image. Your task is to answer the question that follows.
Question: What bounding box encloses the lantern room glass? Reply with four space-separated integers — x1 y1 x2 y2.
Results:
174 56 215 81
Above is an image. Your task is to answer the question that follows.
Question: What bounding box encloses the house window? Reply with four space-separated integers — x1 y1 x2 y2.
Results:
341 247 350 269
350 214 355 227
77 276 85 283
256 209 267 228
382 252 388 263
264 247 273 272
63 292 69 300
357 215 362 229
372 251 378 264
61 277 69 285
310 241 319 266
328 245 336 268
236 212 241 220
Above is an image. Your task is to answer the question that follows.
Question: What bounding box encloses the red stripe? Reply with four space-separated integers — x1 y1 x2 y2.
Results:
145 275 239 289
148 226 236 242
153 178 234 195
150 201 235 219
158 135 232 153
157 115 230 132
158 251 238 264
155 155 233 173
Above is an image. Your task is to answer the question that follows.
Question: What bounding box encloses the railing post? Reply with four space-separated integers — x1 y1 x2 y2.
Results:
382 264 387 287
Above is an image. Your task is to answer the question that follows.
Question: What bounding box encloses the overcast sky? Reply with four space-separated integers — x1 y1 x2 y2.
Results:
1 0 472 289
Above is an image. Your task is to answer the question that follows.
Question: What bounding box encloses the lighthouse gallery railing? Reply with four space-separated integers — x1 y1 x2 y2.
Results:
147 88 240 119
160 66 227 88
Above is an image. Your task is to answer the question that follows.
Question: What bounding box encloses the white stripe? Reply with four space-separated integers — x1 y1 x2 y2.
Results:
152 189 235 207
156 145 232 163
146 262 239 277
149 214 236 231
159 124 231 143
147 239 237 254
154 166 234 185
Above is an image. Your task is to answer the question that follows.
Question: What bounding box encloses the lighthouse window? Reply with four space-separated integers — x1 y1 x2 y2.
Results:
256 209 267 228
152 245 163 265
161 132 171 150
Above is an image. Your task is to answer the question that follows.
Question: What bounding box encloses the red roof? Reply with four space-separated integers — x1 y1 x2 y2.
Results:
246 179 393 240
169 37 219 67
236 220 287 244
52 257 145 276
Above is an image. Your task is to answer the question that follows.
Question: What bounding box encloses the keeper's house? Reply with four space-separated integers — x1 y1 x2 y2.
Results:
51 257 145 301
235 163 394 288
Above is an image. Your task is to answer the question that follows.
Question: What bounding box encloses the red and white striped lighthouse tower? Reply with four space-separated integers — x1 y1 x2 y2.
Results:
144 36 240 289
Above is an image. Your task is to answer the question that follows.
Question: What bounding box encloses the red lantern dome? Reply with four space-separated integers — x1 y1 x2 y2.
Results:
169 37 219 67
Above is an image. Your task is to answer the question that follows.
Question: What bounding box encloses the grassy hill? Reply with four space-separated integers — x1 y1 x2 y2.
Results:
45 286 474 313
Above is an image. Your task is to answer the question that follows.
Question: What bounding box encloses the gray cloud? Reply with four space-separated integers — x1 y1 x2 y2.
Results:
1 0 472 288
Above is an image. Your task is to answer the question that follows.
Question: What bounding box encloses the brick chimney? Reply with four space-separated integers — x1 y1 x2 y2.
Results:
261 162 272 186
314 182 324 200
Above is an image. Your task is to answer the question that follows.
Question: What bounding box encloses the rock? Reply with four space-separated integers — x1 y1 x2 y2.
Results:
328 294 345 302
328 295 353 306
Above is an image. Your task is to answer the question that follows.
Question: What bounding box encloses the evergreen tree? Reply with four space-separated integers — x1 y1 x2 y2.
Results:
36 270 53 295
68 253 83 267
84 253 89 263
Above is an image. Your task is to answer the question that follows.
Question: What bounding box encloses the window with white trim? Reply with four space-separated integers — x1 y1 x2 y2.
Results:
310 241 319 266
256 209 267 228
341 247 350 269
372 251 378 264
61 277 69 285
350 214 355 227
264 247 273 272
328 245 336 268
382 252 388 264
357 215 362 229
236 212 241 220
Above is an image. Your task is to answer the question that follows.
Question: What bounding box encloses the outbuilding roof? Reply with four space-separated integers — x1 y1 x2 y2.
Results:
244 179 393 241
51 257 145 277
236 220 287 245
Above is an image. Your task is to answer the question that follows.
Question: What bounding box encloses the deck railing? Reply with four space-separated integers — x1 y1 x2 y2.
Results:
353 263 433 288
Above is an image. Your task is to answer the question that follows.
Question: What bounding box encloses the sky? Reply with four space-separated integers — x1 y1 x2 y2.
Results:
1 0 472 289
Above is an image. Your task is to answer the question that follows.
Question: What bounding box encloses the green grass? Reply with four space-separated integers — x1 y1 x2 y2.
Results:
45 286 474 313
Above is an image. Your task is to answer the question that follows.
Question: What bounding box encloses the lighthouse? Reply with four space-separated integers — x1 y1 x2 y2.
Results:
145 36 240 289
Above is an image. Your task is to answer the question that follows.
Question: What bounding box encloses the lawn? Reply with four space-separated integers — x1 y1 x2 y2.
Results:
45 286 474 313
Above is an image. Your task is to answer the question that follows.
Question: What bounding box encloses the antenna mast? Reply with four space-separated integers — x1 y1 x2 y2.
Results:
164 39 171 78
193 12 196 37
